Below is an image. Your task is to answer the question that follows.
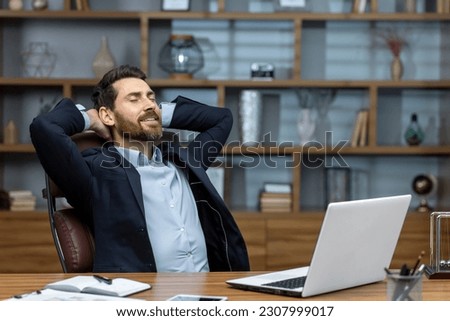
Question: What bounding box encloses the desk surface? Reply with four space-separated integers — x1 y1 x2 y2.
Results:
1 272 450 301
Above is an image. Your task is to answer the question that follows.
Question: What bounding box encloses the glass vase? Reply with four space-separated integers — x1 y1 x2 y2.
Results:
313 89 335 145
404 113 424 146
297 108 316 146
239 90 262 146
21 42 56 77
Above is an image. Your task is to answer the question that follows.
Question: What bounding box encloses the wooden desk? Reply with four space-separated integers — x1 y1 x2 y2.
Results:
1 272 450 301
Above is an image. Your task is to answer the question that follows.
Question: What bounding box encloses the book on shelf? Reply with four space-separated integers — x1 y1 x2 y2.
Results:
259 191 292 213
263 183 292 194
350 109 369 147
260 205 292 211
8 190 33 198
352 0 367 13
260 204 292 212
260 197 292 203
43 275 151 297
358 110 368 146
437 0 450 13
259 192 292 199
9 196 36 204
260 202 292 208
10 204 36 211
350 110 363 147
75 0 90 11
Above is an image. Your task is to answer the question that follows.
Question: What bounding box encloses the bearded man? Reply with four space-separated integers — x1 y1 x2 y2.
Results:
30 65 249 273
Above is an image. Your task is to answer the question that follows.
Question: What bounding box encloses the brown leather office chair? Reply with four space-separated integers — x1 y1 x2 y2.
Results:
42 131 105 273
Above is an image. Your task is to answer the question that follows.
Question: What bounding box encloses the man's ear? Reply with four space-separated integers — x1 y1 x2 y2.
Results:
98 106 115 126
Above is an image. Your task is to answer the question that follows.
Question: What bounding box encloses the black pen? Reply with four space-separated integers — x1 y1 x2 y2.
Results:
93 275 113 285
13 289 42 299
410 250 425 275
399 263 410 276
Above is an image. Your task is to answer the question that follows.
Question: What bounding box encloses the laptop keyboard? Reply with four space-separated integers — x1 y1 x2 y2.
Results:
262 276 306 289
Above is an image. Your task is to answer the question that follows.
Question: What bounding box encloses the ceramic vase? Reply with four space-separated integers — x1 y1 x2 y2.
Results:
4 120 18 144
92 36 115 78
391 56 403 81
8 0 23 10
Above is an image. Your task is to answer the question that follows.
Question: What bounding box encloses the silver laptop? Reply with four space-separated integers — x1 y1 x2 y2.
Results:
227 194 411 297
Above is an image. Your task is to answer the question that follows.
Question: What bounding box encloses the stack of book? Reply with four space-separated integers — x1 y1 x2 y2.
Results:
259 183 292 213
8 190 36 211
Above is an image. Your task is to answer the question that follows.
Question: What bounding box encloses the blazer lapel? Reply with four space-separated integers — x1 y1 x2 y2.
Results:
103 144 146 216
124 166 145 215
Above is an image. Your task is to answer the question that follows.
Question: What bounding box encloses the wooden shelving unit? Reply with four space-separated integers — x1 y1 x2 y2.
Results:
0 1 447 271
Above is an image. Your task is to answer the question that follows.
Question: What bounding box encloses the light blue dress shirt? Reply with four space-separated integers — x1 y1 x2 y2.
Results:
77 102 209 272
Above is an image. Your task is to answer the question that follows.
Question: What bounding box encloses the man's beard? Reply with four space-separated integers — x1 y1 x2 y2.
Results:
115 112 163 141
123 130 162 141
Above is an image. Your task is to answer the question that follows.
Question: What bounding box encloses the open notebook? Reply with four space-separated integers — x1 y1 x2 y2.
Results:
44 275 151 297
7 275 151 301
227 195 411 297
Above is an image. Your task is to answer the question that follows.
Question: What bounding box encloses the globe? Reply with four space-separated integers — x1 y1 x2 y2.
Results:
412 174 436 212
412 175 434 196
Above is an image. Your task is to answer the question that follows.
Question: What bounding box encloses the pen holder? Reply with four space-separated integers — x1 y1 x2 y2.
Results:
386 273 422 301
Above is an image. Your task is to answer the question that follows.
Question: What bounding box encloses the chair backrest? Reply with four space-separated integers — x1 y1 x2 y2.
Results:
42 131 105 273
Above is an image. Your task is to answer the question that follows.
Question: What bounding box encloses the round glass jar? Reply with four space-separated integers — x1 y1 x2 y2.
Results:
158 34 204 79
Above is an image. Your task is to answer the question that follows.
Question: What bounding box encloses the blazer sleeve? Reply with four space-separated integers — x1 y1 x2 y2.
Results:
29 98 94 210
169 96 233 170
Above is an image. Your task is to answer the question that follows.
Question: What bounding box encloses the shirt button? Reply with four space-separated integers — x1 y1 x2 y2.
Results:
170 203 174 208
161 181 166 186
186 252 192 257
180 227 185 232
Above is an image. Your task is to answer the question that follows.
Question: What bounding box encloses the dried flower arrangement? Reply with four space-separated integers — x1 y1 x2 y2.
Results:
378 28 407 57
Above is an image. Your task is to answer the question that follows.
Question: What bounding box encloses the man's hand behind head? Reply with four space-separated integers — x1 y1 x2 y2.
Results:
86 108 112 141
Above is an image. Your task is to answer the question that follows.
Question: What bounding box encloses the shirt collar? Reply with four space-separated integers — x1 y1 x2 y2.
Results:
115 146 164 167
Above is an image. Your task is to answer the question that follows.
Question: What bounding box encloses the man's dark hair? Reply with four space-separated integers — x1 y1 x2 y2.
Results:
91 65 147 111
